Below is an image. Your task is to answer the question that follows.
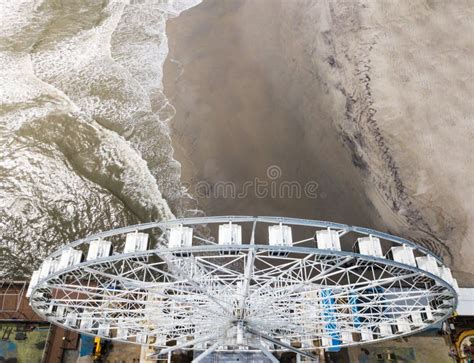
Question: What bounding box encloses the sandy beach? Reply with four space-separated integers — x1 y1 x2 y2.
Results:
164 0 385 229
164 0 474 285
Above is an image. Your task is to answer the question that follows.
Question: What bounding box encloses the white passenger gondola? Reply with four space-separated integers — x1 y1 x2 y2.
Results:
39 259 57 279
57 305 66 318
98 323 110 337
136 333 148 344
87 239 112 261
26 270 41 298
378 322 393 336
341 331 353 343
416 255 439 276
316 228 341 251
268 223 292 256
410 311 424 327
155 335 167 347
65 313 78 328
437 299 453 310
48 303 65 319
58 247 83 270
422 305 434 323
218 222 242 255
300 339 313 349
394 318 411 334
414 254 440 283
439 266 454 285
124 232 149 254
389 245 416 270
168 225 193 256
117 322 128 340
321 336 333 347
355 235 384 258
80 318 94 331
360 327 373 341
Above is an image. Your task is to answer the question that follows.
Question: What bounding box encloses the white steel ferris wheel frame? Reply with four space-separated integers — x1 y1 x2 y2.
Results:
28 216 458 360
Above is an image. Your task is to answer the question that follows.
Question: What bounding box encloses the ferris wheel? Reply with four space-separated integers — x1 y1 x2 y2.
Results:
27 216 458 361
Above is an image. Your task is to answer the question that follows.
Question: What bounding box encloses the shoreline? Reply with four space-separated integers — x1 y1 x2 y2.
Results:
163 0 473 285
163 0 385 228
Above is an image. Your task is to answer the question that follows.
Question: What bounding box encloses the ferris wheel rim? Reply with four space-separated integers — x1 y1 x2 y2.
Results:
34 244 455 295
28 216 458 353
49 215 445 264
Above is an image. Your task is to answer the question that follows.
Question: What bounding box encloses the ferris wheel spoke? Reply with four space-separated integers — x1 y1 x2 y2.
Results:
158 253 235 314
47 280 231 320
250 259 353 303
249 256 312 299
193 254 246 280
253 255 307 277
247 273 427 319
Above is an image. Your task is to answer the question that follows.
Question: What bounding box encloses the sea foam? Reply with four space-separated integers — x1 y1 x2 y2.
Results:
0 0 201 277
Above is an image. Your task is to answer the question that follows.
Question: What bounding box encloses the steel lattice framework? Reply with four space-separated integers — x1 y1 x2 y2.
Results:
28 216 458 360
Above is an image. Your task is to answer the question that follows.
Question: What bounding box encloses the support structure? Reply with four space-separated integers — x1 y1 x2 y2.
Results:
27 216 458 356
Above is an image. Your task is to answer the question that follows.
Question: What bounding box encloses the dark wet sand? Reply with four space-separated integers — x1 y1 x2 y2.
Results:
163 0 385 230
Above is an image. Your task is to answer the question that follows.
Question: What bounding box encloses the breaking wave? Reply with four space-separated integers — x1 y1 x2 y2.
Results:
0 0 202 277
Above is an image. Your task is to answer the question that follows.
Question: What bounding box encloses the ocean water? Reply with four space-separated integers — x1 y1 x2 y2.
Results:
0 0 202 278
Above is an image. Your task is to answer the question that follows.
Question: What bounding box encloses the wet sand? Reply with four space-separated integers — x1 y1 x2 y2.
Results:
164 0 474 285
163 0 385 229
